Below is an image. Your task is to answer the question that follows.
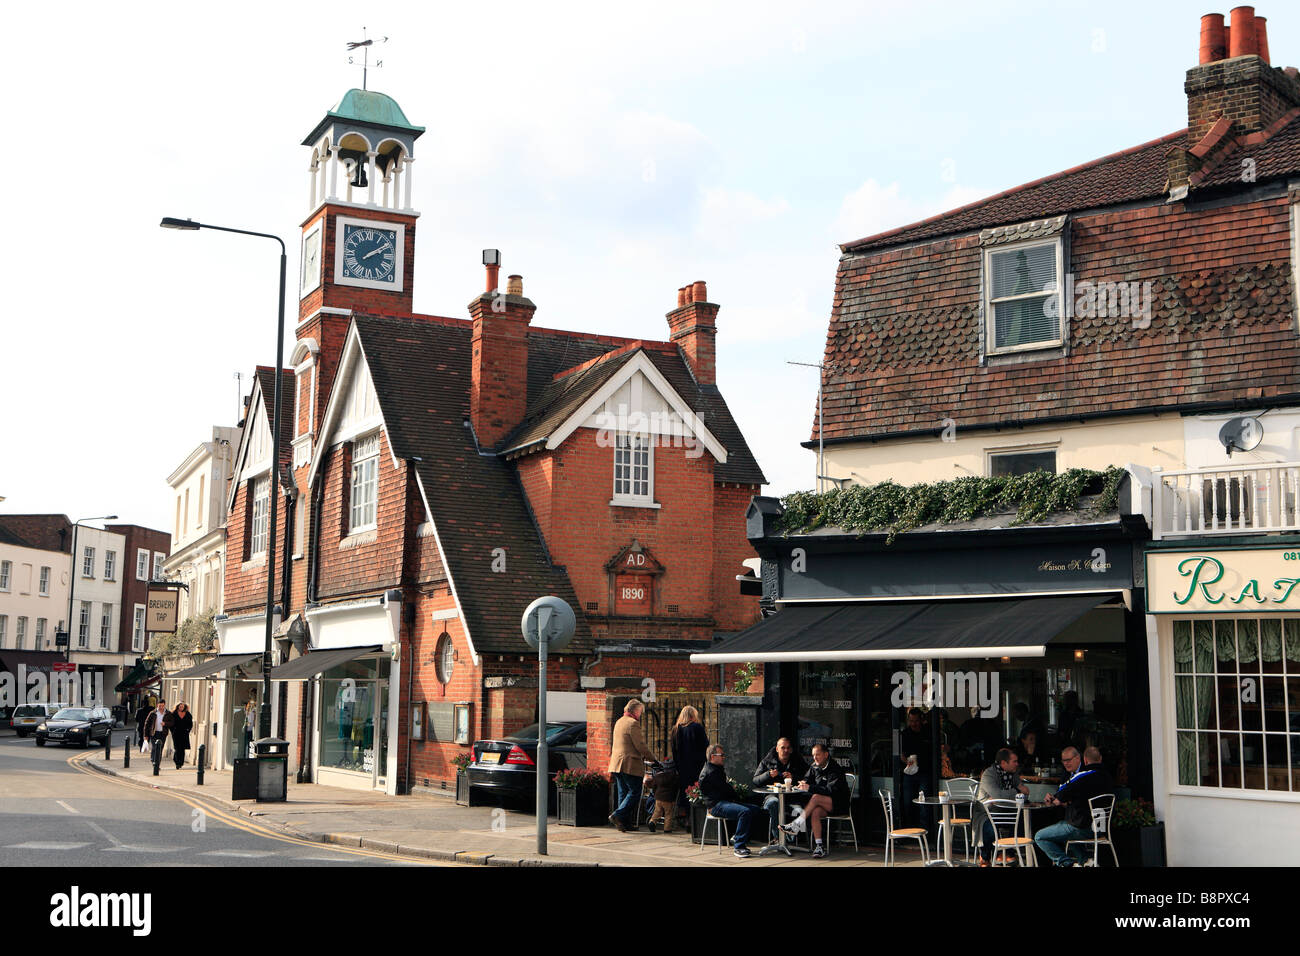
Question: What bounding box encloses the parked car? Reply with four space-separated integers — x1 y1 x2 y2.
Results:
10 703 69 737
467 721 587 810
34 707 114 748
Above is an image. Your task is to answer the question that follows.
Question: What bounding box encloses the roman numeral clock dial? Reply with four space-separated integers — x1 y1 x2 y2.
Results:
334 217 404 291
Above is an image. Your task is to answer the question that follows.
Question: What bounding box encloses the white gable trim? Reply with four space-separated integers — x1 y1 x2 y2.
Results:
412 470 482 667
306 322 398 488
226 375 271 514
539 350 727 463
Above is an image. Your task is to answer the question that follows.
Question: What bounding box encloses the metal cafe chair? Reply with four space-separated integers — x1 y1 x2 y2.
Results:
879 789 929 866
826 772 860 853
983 798 1036 867
699 807 732 854
939 776 978 862
1064 793 1119 867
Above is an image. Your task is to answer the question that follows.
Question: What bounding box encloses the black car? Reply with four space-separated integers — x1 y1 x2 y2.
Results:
467 721 587 810
34 707 115 748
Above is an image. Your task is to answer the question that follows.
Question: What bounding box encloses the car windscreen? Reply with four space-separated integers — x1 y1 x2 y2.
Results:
52 708 92 721
509 723 571 741
13 705 46 718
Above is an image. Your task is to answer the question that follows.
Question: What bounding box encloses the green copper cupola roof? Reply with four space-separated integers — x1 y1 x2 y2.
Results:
301 88 425 147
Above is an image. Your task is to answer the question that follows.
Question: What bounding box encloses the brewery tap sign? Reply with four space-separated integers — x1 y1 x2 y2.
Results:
146 587 181 634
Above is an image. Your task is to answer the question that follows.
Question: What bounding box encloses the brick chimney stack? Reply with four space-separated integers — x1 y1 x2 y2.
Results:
666 280 718 386
1186 7 1299 145
469 265 535 449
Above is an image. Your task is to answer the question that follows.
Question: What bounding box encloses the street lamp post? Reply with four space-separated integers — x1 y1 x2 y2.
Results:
161 216 285 741
64 515 118 663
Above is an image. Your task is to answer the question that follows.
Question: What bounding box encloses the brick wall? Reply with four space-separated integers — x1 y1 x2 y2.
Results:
299 205 417 320
222 476 292 617
1185 56 1300 144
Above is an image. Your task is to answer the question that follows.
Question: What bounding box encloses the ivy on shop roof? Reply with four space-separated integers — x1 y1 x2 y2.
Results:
776 466 1127 544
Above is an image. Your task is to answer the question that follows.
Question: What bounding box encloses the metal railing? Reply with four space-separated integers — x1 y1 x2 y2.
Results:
1151 463 1300 539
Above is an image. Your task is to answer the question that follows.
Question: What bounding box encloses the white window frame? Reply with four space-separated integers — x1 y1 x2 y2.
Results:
349 432 381 533
100 603 113 650
35 618 46 648
104 550 116 581
610 432 658 508
133 604 146 652
82 546 95 578
136 548 150 581
983 237 1065 355
78 601 91 649
0 560 9 591
15 616 27 649
38 565 50 596
986 445 1060 478
250 476 270 557
0 615 6 646
153 552 165 581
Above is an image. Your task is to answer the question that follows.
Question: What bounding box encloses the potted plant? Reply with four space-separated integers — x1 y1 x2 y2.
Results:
1111 798 1165 867
453 751 473 806
555 768 611 827
685 781 707 839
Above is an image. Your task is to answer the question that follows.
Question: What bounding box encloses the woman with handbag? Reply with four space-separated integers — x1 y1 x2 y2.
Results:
170 702 195 770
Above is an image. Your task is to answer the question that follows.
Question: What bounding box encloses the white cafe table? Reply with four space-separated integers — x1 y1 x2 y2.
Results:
755 785 808 857
913 794 979 867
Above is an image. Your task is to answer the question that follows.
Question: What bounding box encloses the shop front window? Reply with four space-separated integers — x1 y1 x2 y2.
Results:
796 663 858 773
1174 617 1300 792
319 657 390 778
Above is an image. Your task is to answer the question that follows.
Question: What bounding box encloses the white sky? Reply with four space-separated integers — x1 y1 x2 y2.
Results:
1 0 1242 533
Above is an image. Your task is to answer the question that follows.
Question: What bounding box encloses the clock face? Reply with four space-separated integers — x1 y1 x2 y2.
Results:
300 226 322 297
341 223 397 284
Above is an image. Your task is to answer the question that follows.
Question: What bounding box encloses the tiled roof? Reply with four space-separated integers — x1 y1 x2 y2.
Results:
354 314 594 657
1195 110 1300 187
842 131 1186 253
254 366 295 465
505 340 768 486
0 514 71 553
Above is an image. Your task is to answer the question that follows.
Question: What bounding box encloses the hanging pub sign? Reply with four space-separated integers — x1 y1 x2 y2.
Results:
1147 547 1300 613
146 587 181 633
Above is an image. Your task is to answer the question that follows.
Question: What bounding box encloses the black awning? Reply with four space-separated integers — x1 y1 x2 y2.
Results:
689 594 1112 663
0 650 66 672
167 654 260 680
268 646 382 681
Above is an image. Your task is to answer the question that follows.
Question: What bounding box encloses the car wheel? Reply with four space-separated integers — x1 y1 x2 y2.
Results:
36 738 45 747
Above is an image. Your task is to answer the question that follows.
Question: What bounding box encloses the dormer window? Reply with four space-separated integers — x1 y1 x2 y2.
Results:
349 432 380 532
984 237 1063 353
611 433 658 508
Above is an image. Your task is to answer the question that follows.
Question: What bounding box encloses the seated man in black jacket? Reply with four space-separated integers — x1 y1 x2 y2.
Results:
698 745 765 859
752 736 809 843
1034 746 1115 866
780 743 850 858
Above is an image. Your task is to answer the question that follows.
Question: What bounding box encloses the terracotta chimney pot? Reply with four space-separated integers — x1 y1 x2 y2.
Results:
692 280 708 303
1200 13 1227 64
1257 16 1270 63
677 287 687 308
506 274 523 296
1229 6 1258 58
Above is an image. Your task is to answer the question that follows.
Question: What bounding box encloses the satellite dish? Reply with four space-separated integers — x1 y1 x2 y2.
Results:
521 596 576 651
1219 417 1263 457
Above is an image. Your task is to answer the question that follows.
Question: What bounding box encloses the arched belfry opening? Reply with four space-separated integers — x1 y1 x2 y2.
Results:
302 89 425 213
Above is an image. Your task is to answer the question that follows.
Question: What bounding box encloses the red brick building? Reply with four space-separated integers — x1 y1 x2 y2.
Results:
214 88 765 794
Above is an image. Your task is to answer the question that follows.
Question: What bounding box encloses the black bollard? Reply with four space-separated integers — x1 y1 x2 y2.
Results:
124 738 130 768
196 744 205 786
104 732 112 761
152 739 160 776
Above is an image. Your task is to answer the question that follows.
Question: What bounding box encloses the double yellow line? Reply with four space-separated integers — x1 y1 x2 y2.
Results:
68 752 448 866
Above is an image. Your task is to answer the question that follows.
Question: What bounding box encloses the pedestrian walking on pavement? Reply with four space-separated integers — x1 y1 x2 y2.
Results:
607 699 657 832
135 700 152 751
143 699 173 771
670 705 708 827
170 702 194 770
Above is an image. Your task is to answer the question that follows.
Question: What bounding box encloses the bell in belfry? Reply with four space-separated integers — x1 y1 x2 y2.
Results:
349 157 368 189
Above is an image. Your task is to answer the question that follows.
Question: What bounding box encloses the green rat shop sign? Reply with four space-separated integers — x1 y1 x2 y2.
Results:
1147 548 1300 613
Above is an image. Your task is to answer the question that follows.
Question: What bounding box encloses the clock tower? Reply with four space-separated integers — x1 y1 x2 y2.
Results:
293 89 424 443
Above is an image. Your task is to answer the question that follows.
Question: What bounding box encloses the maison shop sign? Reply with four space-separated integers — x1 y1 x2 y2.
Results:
1147 548 1300 613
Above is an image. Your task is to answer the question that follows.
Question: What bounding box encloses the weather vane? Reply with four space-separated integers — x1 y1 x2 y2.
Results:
346 27 388 91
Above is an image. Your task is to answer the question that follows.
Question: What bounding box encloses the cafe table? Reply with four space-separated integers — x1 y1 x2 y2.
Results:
912 794 980 867
755 785 808 857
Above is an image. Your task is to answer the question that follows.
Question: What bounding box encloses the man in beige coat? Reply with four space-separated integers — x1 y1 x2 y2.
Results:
608 699 658 831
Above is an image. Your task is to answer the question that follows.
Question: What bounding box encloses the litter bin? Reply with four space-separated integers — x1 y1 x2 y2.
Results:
232 758 258 800
254 737 289 802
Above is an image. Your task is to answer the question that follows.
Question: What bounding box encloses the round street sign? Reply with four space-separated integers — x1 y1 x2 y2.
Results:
521 596 576 651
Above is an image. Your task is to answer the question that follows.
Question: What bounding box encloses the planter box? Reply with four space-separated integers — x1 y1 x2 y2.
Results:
689 802 707 841
557 786 610 827
1113 823 1166 867
455 771 471 807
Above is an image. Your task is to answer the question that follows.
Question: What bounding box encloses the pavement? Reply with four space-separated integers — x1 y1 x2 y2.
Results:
73 743 935 867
